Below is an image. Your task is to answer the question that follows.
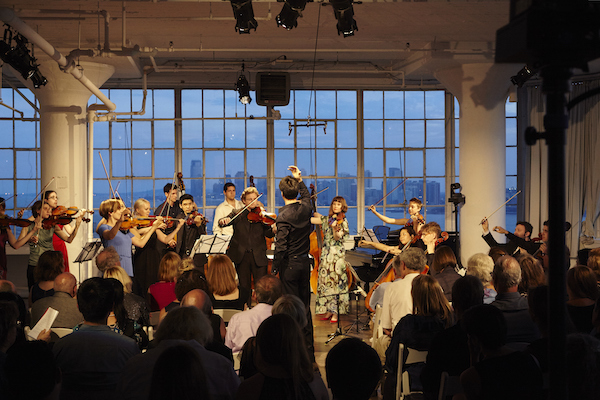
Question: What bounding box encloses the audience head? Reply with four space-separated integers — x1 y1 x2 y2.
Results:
95 246 121 273
528 285 550 336
492 255 521 293
181 289 212 316
279 176 300 200
54 272 78 297
0 300 19 352
254 275 283 305
0 280 16 293
175 269 209 301
272 294 307 328
206 255 237 296
103 266 133 293
488 247 508 264
411 274 454 327
158 252 182 282
4 341 61 400
451 275 484 319
326 337 382 400
516 254 545 294
148 344 210 400
77 277 115 324
395 247 427 276
466 253 494 287
431 246 457 274
586 248 600 282
239 337 258 380
567 266 600 301
34 250 64 283
462 304 507 351
0 292 26 333
154 306 213 346
180 257 196 273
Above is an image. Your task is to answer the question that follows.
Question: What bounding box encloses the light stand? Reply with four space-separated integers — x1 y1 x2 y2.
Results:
448 183 465 265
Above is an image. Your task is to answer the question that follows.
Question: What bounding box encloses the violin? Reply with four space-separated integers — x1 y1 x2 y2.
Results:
405 213 425 228
43 216 75 230
0 216 34 228
247 207 276 225
186 209 207 226
328 212 346 227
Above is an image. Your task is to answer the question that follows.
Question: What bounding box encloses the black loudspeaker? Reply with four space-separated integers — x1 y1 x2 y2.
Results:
256 72 290 106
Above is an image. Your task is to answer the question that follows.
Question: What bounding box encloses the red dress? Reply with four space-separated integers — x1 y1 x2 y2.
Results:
53 225 69 272
148 281 177 310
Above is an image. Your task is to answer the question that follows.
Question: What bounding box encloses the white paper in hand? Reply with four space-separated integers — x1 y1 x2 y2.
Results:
29 307 59 339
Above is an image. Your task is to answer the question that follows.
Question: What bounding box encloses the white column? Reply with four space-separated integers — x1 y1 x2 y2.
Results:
435 63 517 265
19 57 114 278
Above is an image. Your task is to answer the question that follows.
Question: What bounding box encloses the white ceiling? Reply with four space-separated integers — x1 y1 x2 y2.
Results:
0 0 514 89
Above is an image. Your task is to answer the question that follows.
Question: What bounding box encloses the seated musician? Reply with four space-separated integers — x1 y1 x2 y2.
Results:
368 197 424 232
359 225 416 256
420 221 442 267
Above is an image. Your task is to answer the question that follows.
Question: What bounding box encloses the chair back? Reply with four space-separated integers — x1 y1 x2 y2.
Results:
213 308 242 324
396 343 428 400
438 371 462 400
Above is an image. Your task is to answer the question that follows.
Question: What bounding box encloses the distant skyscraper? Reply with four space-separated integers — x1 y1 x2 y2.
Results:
190 160 203 202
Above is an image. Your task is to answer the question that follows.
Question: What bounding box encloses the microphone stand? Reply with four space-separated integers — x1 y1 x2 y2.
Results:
344 288 370 334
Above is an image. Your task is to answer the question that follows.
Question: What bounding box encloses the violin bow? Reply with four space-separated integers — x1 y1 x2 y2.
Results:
98 152 116 199
309 187 328 199
228 193 263 224
25 177 55 209
0 194 16 205
479 190 522 225
368 178 408 208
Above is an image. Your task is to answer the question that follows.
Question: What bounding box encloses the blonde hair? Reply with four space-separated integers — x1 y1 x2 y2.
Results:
99 199 122 219
159 252 183 282
466 253 494 285
180 257 196 273
411 274 454 328
206 255 237 296
103 266 133 293
133 198 150 216
241 186 260 203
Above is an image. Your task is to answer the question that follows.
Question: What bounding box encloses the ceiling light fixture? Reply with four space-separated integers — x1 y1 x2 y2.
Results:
331 0 357 38
230 0 258 34
236 64 252 105
0 28 47 88
276 0 308 30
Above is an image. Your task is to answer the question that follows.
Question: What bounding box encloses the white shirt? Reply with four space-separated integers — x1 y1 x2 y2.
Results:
213 199 243 235
225 303 273 353
381 272 419 331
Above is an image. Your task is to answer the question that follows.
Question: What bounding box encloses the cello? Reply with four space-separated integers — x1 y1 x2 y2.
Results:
309 184 323 294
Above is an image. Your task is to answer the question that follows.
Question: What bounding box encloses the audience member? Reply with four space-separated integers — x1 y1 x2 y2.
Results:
566 333 600 400
53 277 139 400
235 314 328 400
225 275 283 353
30 272 83 330
526 285 551 373
421 275 484 400
488 247 507 264
466 253 496 303
159 269 210 324
384 275 453 399
0 292 27 345
326 337 382 400
118 306 239 400
431 246 460 301
272 294 308 328
148 343 210 400
30 250 63 307
104 266 150 328
515 253 545 294
106 278 149 350
566 265 599 333
586 248 600 283
3 340 61 400
149 252 182 310
206 254 250 310
457 304 543 400
490 255 540 343
0 301 19 380
95 246 121 273
0 280 15 293
238 336 259 380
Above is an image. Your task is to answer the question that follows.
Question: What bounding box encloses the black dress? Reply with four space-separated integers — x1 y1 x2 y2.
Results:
211 286 250 311
133 232 161 297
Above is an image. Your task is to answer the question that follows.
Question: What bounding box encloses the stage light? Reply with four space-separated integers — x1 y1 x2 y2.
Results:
276 0 308 30
510 65 536 88
236 64 252 105
331 0 357 38
0 29 47 88
230 0 258 34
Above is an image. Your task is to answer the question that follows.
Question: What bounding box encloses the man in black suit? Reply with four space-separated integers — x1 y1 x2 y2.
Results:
218 186 275 305
481 218 535 255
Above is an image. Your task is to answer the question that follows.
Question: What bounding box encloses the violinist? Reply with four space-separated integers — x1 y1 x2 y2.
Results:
481 218 535 256
218 186 275 305
155 183 184 256
43 190 82 271
131 198 185 295
19 201 83 290
310 196 350 323
97 199 164 277
0 197 42 280
175 194 208 269
369 197 425 232
359 225 416 256
213 182 243 235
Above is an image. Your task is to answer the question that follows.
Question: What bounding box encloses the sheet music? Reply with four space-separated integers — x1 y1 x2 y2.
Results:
74 241 103 263
191 235 232 257
29 307 58 339
360 228 379 243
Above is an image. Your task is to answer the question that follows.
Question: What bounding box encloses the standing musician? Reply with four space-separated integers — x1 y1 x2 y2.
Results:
218 186 275 305
175 194 208 269
0 197 42 281
43 190 80 272
369 197 425 232
213 182 243 235
481 218 535 256
19 201 83 290
273 165 315 361
311 196 350 323
97 199 163 278
155 183 183 256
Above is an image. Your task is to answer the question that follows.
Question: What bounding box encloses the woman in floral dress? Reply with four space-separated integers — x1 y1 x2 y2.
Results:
311 196 349 323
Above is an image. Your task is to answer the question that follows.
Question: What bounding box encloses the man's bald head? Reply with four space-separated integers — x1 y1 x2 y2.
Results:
0 280 16 293
54 272 78 297
181 289 212 316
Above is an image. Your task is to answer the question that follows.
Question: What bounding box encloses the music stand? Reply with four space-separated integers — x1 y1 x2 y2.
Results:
190 234 232 257
73 241 103 283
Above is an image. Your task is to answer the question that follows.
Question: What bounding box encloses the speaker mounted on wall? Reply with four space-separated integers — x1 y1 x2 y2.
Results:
256 72 290 106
